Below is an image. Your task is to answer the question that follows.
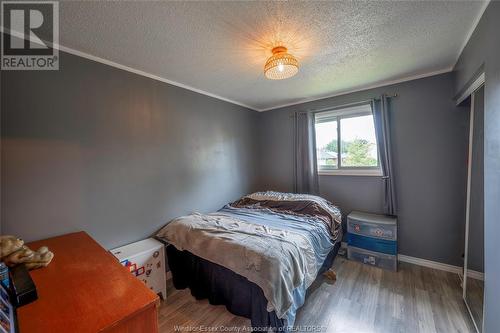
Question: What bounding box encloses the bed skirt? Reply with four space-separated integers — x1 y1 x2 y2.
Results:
166 241 340 332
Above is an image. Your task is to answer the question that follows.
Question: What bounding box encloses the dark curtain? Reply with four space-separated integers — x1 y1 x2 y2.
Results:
293 112 319 195
372 96 397 216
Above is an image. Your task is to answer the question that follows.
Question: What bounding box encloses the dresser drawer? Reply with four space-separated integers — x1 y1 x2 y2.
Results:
347 212 397 241
347 233 397 255
347 245 397 271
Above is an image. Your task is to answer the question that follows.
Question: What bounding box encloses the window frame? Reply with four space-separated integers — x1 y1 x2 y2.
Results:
314 104 382 177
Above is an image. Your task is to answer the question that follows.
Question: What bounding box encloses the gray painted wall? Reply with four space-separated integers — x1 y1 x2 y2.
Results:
453 2 500 331
1 50 259 249
256 72 469 267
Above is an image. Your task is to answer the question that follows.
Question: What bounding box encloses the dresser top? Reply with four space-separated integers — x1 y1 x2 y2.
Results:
348 211 397 225
18 231 159 333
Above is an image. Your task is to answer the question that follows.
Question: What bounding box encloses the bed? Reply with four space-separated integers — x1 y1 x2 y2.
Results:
156 191 342 332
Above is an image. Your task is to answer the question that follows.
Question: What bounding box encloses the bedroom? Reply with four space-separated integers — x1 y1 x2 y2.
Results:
0 1 498 332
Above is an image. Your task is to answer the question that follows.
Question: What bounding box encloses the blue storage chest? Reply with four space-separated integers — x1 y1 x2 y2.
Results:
347 211 397 271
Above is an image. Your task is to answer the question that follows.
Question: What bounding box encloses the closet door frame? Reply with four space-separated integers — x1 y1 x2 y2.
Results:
460 73 485 333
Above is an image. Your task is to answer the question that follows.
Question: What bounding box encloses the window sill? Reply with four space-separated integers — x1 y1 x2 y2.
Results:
318 169 383 177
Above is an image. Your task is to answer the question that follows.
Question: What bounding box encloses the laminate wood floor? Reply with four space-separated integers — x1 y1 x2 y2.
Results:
158 257 475 333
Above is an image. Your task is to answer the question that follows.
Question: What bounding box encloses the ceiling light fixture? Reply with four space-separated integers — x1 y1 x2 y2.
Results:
264 46 299 80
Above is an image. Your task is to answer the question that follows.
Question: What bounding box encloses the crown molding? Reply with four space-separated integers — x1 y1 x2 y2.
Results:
1 27 456 113
57 44 260 111
0 27 258 111
256 67 453 112
56 45 455 112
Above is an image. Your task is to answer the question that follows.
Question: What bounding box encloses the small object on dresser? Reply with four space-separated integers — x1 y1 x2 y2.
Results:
111 238 167 300
346 211 398 271
8 264 37 307
0 236 54 271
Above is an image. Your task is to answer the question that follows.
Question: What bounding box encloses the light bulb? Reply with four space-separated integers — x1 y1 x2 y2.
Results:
264 46 298 79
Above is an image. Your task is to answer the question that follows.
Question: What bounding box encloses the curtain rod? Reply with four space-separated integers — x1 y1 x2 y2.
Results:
289 93 398 117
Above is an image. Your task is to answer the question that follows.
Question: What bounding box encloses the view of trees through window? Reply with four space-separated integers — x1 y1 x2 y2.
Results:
315 111 378 170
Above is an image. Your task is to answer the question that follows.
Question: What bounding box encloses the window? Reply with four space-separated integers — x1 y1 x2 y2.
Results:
315 103 381 176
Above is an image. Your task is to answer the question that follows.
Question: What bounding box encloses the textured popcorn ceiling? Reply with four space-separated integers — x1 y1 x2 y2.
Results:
58 1 486 111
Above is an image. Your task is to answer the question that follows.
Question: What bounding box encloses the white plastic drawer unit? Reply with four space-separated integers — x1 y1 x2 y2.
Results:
347 211 397 241
111 238 167 300
347 246 397 271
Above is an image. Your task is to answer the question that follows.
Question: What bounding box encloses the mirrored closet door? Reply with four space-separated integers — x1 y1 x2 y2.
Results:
463 84 484 333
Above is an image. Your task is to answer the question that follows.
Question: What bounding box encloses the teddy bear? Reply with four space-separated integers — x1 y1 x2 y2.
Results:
0 235 24 257
0 236 30 264
0 235 54 270
24 246 54 270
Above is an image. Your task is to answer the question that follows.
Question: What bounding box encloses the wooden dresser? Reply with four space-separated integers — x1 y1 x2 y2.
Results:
17 231 159 333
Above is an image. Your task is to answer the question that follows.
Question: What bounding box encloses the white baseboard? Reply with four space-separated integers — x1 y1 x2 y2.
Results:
397 254 484 280
343 242 462 274
397 254 462 274
339 242 484 280
465 269 484 281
